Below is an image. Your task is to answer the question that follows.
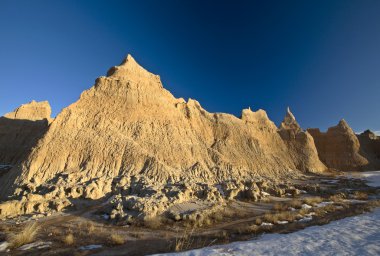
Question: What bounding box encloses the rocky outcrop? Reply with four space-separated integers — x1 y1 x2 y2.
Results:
308 120 369 171
0 55 327 207
0 101 52 165
356 130 380 170
278 108 326 172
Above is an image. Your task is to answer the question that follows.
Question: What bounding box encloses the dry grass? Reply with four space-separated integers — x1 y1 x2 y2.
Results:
288 199 303 209
110 233 125 245
261 210 298 224
303 196 323 206
174 227 195 252
63 233 74 245
273 202 288 211
8 222 40 248
314 204 336 217
299 208 311 216
263 212 279 223
80 221 96 234
255 217 262 225
353 191 368 200
144 216 162 229
329 194 345 202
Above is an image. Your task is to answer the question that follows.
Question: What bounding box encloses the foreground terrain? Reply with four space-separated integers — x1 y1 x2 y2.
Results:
0 171 379 255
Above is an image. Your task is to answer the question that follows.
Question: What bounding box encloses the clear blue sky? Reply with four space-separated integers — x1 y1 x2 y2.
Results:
0 0 379 133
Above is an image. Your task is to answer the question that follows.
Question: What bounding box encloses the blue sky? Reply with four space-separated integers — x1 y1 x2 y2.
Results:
0 0 379 132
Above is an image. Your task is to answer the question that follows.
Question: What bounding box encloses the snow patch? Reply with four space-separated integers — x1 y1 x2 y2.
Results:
0 241 9 252
316 201 334 207
18 241 52 250
154 209 380 256
301 204 312 209
79 244 102 250
297 216 313 222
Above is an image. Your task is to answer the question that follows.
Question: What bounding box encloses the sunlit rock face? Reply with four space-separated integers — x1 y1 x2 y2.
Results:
278 108 326 172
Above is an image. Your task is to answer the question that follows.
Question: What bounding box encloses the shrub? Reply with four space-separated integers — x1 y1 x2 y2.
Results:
353 191 368 200
8 222 40 248
144 217 162 229
63 233 74 245
110 233 125 245
273 202 287 211
288 199 302 209
303 196 323 206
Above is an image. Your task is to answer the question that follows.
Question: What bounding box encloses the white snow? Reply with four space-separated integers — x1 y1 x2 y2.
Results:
18 241 52 250
297 216 313 222
344 171 380 187
0 241 9 252
156 208 380 256
276 221 288 225
359 171 380 187
79 244 103 250
260 222 273 226
301 204 312 209
261 192 270 197
316 201 334 207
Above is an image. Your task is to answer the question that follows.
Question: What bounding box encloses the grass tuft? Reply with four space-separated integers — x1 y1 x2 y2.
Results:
110 233 125 245
8 222 40 248
63 233 74 245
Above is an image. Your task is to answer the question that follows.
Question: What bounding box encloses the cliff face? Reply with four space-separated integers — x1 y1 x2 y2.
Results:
307 120 369 171
278 108 326 172
0 55 326 200
0 101 52 165
356 130 380 170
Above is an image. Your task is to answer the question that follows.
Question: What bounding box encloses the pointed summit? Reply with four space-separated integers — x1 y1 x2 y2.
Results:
279 107 301 131
338 119 349 129
106 54 159 82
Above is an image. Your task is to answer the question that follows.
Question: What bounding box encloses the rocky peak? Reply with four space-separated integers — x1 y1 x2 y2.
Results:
279 107 301 131
3 100 52 121
106 54 161 83
241 108 277 130
337 119 350 129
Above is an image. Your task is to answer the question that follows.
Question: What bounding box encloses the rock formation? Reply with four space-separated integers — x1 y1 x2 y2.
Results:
278 108 326 172
356 130 380 170
307 120 369 171
0 55 327 211
0 101 52 165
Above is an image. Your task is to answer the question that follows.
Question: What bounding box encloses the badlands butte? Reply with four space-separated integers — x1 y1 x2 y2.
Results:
0 54 379 221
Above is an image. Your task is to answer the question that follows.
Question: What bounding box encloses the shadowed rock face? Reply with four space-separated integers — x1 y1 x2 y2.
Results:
357 130 380 170
278 108 326 172
307 120 369 171
0 55 326 200
0 101 52 165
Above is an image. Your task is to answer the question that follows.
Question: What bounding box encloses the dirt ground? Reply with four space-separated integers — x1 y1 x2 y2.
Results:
0 172 379 256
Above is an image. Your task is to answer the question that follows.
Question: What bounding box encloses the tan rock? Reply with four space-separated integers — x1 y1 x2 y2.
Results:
308 120 369 171
278 108 326 172
0 100 52 164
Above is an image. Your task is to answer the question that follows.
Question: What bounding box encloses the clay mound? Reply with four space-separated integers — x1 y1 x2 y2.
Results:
308 120 369 171
278 108 326 172
0 55 326 201
357 130 380 169
0 101 52 165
